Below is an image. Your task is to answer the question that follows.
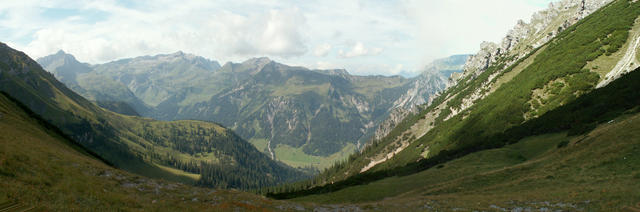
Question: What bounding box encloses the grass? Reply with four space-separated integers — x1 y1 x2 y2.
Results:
0 93 303 211
351 76 408 99
249 138 269 153
384 0 640 169
291 133 566 203
0 42 306 190
270 77 331 96
586 16 640 79
154 163 200 181
490 45 546 94
274 143 356 170
291 112 640 210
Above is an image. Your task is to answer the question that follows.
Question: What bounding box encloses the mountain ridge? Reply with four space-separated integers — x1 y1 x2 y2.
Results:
38 50 468 169
2 42 305 189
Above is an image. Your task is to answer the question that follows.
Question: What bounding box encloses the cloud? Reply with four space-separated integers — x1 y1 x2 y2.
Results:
339 42 383 58
313 43 331 57
3 1 309 63
0 0 553 76
403 0 555 65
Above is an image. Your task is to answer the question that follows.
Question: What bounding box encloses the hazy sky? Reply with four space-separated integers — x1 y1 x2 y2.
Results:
0 0 556 76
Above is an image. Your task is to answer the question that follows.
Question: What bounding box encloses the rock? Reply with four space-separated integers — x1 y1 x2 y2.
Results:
457 0 613 82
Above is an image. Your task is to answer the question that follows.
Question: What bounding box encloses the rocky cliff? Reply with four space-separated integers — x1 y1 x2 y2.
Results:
456 0 613 82
371 55 469 143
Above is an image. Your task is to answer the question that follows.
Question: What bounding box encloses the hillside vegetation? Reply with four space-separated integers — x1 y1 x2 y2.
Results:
267 0 640 202
269 66 640 210
0 42 304 190
38 52 466 169
0 92 315 211
303 0 640 184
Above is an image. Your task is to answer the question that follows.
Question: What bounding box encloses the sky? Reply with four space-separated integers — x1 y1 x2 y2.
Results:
0 0 557 76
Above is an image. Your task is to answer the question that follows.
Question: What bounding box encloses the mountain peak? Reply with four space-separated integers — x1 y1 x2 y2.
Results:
171 50 185 56
243 57 272 65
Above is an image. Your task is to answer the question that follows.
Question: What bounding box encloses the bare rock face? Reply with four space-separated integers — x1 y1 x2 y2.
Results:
369 55 469 146
373 107 413 142
459 42 500 80
454 0 613 82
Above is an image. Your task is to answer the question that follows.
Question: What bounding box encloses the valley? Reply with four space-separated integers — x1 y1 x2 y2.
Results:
37 50 467 170
1 0 640 211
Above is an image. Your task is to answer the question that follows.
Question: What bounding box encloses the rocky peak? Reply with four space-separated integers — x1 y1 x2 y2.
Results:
311 69 351 78
37 50 89 73
242 57 272 66
454 0 613 82
114 51 221 72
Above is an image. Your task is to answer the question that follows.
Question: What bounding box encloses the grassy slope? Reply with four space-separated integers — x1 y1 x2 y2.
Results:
292 111 640 211
387 0 640 167
0 93 306 211
313 0 640 181
0 43 303 189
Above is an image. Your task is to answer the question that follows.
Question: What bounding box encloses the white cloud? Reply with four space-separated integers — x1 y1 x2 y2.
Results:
314 61 336 70
403 0 555 65
0 0 554 76
339 42 383 58
313 43 332 57
3 1 309 63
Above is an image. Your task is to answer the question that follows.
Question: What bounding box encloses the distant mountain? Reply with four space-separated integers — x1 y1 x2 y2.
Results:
372 55 469 142
37 51 149 116
39 52 468 169
1 42 304 189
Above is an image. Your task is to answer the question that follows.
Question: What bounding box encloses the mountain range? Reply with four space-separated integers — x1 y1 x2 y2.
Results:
0 42 304 190
2 0 640 210
37 50 468 169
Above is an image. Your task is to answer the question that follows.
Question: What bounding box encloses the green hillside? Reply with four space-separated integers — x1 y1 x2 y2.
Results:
38 52 466 170
268 64 640 211
0 92 332 211
0 42 305 190
267 0 640 208
302 0 640 183
290 111 640 211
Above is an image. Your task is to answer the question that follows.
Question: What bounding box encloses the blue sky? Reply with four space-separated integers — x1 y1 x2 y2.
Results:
0 0 556 76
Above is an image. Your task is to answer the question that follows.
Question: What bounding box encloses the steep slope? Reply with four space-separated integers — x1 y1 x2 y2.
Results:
270 64 640 211
291 108 640 211
40 52 466 169
372 55 469 142
0 92 339 211
271 0 639 192
0 42 303 189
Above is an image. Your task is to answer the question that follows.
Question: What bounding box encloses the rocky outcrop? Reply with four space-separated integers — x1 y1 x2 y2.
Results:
369 55 469 145
443 0 613 121
454 0 613 82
